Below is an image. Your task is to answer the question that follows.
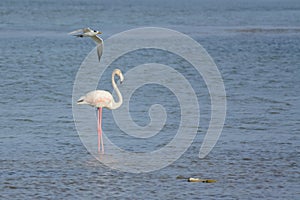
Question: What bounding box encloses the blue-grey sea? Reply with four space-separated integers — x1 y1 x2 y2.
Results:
1 0 299 199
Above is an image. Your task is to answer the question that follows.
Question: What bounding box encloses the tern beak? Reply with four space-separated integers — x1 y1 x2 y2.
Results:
97 31 102 34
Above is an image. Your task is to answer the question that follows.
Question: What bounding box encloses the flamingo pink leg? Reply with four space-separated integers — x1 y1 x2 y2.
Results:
97 107 104 154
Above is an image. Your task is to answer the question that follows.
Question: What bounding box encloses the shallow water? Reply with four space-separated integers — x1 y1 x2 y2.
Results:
1 0 300 199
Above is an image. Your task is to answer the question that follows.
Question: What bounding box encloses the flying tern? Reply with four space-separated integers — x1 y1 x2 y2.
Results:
69 27 103 61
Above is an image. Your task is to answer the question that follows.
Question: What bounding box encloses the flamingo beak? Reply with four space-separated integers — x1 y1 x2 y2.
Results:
120 74 124 84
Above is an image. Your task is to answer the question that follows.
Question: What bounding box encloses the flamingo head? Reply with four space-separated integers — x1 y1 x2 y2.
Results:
114 69 124 84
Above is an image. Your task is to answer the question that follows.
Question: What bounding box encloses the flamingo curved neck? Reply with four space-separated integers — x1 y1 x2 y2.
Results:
111 72 123 109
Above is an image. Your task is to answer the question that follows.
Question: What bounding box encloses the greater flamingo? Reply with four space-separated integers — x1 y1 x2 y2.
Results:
69 27 103 61
77 69 124 153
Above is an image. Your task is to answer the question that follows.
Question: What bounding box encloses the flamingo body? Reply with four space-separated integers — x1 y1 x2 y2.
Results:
77 69 124 153
77 90 115 109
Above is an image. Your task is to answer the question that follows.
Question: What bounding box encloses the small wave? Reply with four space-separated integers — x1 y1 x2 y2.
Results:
14 118 34 123
232 27 300 34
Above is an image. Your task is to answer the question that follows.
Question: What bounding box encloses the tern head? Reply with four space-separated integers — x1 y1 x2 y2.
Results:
93 29 102 35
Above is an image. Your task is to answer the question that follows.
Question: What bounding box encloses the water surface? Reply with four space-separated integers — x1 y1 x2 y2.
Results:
1 0 299 199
